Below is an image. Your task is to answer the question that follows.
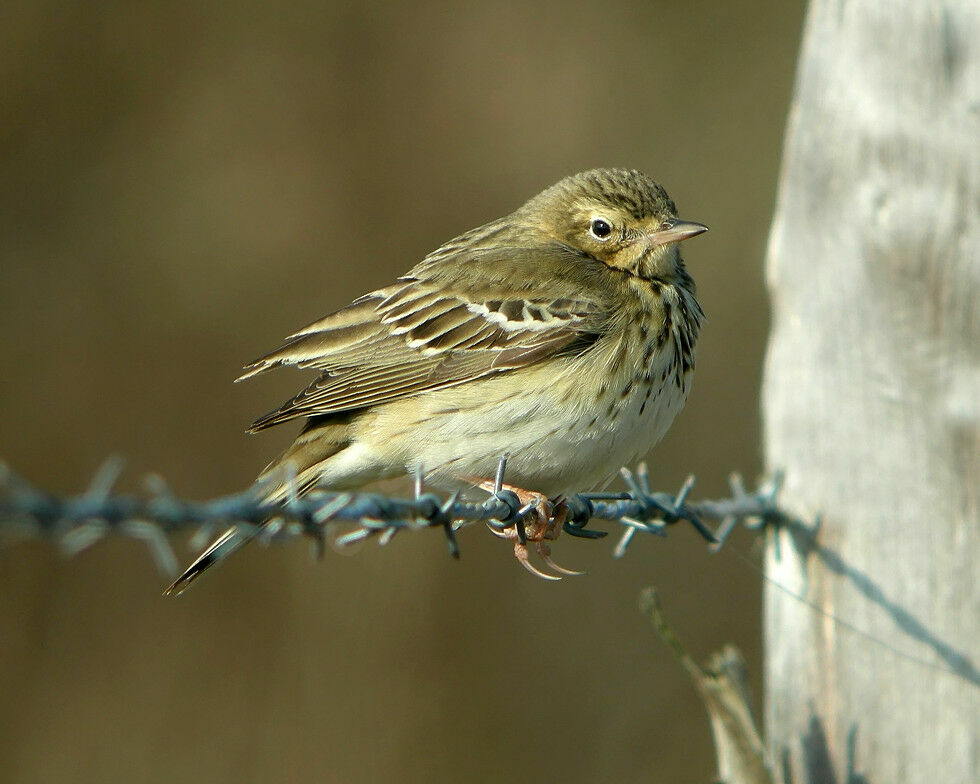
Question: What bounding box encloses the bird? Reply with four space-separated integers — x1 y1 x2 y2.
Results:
165 168 707 594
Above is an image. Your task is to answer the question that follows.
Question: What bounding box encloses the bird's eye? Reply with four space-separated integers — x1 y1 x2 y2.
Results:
590 218 613 240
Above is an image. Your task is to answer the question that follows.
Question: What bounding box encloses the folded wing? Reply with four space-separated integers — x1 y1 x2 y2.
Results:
241 252 604 432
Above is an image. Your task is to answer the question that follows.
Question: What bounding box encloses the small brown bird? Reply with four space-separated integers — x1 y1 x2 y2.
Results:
167 168 706 593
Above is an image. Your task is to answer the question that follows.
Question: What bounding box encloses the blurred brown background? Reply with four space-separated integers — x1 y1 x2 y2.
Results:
0 1 805 781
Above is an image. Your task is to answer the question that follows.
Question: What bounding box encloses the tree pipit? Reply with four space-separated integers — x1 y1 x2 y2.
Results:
167 168 707 593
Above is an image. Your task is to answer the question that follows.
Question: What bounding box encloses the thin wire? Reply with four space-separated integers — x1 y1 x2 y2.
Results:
720 540 968 681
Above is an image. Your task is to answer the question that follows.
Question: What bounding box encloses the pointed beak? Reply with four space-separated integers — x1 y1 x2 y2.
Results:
647 218 709 246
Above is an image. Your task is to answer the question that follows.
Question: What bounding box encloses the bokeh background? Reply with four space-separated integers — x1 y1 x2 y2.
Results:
0 1 806 781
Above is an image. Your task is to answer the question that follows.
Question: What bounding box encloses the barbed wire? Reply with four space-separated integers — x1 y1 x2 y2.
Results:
0 456 786 578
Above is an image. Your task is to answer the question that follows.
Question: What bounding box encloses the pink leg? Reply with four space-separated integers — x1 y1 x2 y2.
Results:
478 481 584 580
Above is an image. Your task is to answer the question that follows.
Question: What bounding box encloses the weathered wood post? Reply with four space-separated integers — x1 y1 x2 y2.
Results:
762 1 979 782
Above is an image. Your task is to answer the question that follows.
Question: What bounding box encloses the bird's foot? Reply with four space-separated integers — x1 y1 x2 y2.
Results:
479 482 583 580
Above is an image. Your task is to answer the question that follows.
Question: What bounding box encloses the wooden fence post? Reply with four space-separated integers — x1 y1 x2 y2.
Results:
762 1 979 782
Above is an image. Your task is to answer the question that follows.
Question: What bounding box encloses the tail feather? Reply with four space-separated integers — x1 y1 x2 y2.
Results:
164 418 351 596
256 417 351 502
163 528 253 596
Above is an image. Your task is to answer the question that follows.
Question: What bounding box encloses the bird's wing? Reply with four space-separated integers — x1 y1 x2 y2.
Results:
241 244 610 432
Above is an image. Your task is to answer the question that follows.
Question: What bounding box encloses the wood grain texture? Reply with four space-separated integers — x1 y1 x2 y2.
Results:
762 1 979 783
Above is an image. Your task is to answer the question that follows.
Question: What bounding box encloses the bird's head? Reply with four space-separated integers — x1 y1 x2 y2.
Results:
519 168 708 282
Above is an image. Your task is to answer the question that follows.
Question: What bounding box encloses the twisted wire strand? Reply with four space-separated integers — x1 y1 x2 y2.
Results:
0 457 786 577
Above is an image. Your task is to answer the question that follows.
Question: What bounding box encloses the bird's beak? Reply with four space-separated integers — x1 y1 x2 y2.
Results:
647 219 709 246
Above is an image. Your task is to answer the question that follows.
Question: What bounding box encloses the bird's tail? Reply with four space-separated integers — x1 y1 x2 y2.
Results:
164 417 351 596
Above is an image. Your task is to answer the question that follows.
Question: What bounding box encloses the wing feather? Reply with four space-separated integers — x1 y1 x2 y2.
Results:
242 243 614 431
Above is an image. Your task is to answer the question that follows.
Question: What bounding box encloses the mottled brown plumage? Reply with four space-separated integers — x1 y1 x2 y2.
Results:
167 168 707 593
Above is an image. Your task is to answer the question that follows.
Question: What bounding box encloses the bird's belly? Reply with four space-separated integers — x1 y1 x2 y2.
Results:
355 346 692 497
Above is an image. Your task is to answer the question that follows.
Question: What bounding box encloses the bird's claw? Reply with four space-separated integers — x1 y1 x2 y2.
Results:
538 543 585 577
479 478 581 580
514 542 562 581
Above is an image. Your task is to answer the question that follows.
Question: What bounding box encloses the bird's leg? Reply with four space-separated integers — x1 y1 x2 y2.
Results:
478 481 583 580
